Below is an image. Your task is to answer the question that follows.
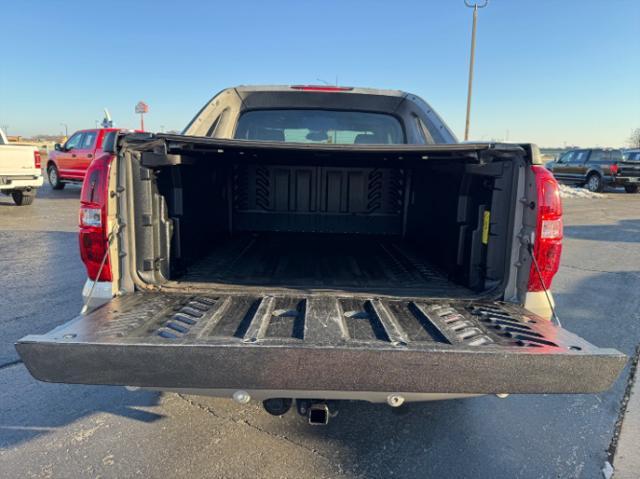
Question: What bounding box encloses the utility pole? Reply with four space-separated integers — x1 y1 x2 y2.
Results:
60 123 68 137
464 0 488 141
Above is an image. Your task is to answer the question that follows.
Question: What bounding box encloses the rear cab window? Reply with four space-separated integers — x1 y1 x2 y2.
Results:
589 150 623 163
588 150 606 162
233 109 405 144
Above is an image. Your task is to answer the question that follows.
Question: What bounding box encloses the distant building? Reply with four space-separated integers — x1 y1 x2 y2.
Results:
7 135 23 143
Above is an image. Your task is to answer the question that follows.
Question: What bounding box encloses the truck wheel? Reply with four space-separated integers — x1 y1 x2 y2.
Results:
47 164 65 190
585 173 603 193
624 185 639 193
11 189 36 206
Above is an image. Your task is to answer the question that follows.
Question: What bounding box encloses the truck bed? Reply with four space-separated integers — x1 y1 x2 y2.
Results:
175 233 474 297
17 292 625 394
14 136 627 398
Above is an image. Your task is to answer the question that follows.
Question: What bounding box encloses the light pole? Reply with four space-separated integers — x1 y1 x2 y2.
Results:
60 123 68 137
464 0 488 141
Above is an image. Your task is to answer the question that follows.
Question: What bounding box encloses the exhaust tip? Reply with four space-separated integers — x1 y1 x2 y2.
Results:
308 403 330 425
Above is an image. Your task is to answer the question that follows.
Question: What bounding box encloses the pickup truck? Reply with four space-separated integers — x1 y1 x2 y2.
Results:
624 149 640 162
547 148 640 193
16 85 626 424
0 128 43 205
46 128 121 189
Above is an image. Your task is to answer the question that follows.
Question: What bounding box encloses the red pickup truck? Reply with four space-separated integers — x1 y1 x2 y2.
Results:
47 128 122 189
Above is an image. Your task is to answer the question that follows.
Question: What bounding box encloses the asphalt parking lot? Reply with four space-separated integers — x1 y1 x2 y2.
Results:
1 183 639 478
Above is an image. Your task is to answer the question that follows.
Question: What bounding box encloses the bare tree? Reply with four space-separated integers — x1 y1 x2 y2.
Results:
629 128 640 149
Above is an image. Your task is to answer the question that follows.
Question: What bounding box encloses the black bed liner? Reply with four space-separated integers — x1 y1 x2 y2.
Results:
17 293 625 394
173 234 474 297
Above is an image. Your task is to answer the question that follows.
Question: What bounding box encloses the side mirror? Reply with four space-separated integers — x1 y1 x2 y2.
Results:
54 143 62 151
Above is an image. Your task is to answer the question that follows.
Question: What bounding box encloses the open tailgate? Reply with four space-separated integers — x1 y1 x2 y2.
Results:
16 293 625 394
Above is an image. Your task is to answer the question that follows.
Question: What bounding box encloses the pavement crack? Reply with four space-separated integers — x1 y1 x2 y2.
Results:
174 394 339 467
0 359 23 371
236 417 338 466
562 264 640 276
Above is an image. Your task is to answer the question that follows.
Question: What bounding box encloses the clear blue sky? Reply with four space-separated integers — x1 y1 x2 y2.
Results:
1 0 638 146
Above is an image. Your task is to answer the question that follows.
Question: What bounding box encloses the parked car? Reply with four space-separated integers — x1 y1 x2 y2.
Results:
0 128 43 205
624 149 640 162
547 148 640 193
46 128 123 189
17 85 625 425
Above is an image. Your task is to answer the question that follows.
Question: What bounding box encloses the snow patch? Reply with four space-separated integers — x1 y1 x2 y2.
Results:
558 184 607 199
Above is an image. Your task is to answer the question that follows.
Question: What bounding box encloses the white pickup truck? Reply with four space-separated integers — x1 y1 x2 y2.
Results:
0 128 44 205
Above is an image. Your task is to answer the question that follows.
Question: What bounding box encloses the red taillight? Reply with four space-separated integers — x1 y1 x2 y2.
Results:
610 163 619 175
79 155 113 282
528 166 563 292
290 85 353 92
34 150 41 169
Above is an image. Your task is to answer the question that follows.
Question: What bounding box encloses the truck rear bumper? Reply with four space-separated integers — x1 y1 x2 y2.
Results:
147 387 482 403
16 293 626 395
610 176 640 186
0 174 43 190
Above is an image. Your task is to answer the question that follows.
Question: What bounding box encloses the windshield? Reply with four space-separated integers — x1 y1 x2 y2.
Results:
234 109 405 144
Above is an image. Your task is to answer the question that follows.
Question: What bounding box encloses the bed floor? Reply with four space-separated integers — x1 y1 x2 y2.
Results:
177 234 474 297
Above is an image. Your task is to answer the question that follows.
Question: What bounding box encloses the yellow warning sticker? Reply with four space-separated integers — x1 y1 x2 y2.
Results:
482 211 491 245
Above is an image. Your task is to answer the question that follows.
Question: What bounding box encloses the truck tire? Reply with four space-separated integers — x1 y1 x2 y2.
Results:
47 164 65 190
624 185 639 193
11 189 36 206
586 173 603 193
